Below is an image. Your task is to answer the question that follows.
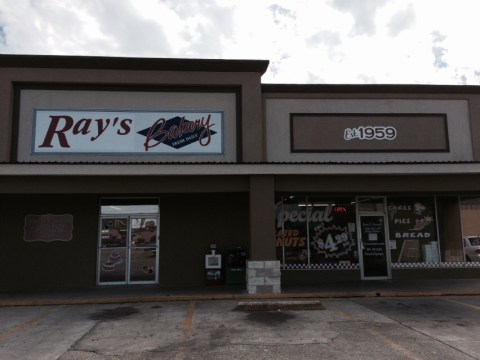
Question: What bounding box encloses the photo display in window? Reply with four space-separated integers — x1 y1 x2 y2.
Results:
387 197 439 263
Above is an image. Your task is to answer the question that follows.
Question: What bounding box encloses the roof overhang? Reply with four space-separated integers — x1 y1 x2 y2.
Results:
3 163 480 176
0 54 270 74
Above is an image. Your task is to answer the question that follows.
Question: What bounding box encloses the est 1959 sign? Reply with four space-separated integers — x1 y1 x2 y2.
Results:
344 126 397 141
290 113 449 152
33 109 224 155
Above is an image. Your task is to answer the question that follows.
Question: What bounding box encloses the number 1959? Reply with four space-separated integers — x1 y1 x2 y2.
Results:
344 126 397 141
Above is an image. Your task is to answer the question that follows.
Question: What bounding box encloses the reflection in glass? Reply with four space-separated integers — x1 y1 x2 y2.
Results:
101 205 159 215
101 218 127 247
131 217 157 247
357 197 385 213
460 197 480 262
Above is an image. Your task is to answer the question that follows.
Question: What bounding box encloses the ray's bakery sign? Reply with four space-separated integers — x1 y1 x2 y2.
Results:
33 110 223 154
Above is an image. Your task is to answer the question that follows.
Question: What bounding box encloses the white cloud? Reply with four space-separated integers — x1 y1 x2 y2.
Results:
0 0 478 85
387 3 415 36
329 0 389 36
0 25 5 46
86 0 172 56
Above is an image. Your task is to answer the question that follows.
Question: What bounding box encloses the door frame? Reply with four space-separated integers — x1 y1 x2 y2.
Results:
97 213 160 285
356 196 392 280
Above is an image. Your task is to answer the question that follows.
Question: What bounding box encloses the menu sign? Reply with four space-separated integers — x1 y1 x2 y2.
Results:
33 110 223 155
24 214 73 242
360 215 388 277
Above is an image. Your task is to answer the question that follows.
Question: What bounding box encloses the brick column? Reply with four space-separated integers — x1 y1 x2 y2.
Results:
246 260 281 294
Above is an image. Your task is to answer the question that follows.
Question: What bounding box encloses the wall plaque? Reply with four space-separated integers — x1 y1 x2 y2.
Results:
24 214 73 242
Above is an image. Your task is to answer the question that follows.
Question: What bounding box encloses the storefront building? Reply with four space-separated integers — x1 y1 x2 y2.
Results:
1 55 480 293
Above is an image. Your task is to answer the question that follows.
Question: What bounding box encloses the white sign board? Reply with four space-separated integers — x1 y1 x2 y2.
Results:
33 110 223 154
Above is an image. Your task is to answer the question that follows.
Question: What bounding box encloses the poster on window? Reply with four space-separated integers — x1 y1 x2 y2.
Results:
360 215 389 277
387 198 438 263
308 202 357 265
275 198 357 266
275 203 309 265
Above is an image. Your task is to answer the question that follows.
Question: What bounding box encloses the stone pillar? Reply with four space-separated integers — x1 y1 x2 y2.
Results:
246 260 281 294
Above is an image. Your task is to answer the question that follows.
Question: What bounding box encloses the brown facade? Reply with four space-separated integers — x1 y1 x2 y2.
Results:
1 55 480 291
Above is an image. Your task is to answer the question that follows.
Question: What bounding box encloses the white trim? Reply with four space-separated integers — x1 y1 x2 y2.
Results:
281 263 360 270
281 262 480 270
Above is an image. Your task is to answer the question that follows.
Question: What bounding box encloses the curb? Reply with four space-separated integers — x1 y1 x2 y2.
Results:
2 289 480 307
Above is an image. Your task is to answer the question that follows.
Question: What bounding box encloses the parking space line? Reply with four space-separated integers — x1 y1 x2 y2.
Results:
367 327 425 360
444 298 480 311
183 301 196 336
332 309 353 320
0 309 51 341
175 302 196 360
330 303 424 360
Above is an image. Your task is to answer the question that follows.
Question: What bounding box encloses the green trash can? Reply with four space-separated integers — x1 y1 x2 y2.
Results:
225 247 247 285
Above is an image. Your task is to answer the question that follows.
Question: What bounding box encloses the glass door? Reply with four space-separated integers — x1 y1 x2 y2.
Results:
359 214 390 279
98 217 128 284
129 216 158 283
98 204 159 285
356 197 391 280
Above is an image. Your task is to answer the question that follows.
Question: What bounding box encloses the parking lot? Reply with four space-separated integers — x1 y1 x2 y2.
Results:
1 295 480 359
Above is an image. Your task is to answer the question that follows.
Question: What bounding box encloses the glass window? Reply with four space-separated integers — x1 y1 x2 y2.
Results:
460 197 480 262
275 196 308 266
460 197 480 237
101 205 159 215
308 197 357 265
275 195 358 268
387 197 439 263
358 197 385 213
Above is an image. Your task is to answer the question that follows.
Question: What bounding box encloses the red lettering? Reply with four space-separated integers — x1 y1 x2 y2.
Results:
169 125 180 139
91 119 111 141
73 118 91 135
143 118 168 151
117 119 132 135
143 115 216 151
199 115 214 146
38 115 74 148
39 114 133 148
180 117 196 133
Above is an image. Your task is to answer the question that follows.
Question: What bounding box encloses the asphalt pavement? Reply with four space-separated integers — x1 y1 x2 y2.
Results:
3 295 480 359
2 278 480 307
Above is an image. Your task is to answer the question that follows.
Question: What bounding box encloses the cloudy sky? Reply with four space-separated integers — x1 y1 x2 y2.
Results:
0 0 478 85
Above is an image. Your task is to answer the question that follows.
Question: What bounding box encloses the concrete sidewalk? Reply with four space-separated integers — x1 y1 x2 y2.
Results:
1 278 480 307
